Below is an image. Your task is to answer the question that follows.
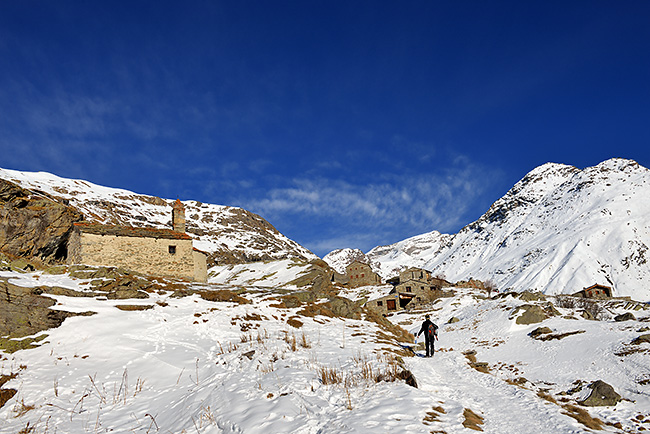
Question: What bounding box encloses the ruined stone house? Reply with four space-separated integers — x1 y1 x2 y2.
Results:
67 199 208 282
345 261 381 288
368 267 444 314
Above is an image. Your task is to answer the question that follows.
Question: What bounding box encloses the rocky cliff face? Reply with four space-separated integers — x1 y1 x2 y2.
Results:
0 169 317 265
0 179 83 263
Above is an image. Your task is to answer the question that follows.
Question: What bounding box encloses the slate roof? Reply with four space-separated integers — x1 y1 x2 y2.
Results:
74 222 191 240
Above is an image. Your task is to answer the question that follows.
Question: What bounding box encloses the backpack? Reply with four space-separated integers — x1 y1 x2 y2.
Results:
427 323 438 337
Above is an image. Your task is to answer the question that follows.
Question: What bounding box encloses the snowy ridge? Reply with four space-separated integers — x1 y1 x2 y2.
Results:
365 159 650 301
0 168 317 263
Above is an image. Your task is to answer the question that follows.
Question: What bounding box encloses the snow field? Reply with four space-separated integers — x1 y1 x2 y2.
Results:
0 271 437 433
208 259 311 288
1 264 650 433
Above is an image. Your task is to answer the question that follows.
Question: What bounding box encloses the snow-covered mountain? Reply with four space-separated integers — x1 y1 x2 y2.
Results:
322 248 372 274
0 168 317 264
360 159 650 301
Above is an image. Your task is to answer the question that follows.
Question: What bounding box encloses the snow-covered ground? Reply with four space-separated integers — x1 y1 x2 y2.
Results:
208 259 311 288
2 263 649 433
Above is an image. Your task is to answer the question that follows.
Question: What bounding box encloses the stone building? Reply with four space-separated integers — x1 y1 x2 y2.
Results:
345 261 381 288
67 200 208 282
573 284 613 299
367 267 447 315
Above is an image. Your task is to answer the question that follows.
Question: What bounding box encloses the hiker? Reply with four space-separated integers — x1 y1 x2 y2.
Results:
416 314 438 357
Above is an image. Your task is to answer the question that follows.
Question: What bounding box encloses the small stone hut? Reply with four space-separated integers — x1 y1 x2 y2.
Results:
346 261 382 288
67 200 208 282
573 284 613 299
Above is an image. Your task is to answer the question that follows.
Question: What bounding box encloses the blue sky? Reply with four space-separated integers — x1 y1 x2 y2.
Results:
1 2 649 256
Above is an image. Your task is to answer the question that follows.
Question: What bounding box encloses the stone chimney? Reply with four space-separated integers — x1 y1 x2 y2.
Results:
172 199 186 233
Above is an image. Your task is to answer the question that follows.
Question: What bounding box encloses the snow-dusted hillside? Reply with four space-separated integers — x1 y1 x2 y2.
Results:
363 159 650 301
0 168 317 264
365 230 453 278
322 248 372 274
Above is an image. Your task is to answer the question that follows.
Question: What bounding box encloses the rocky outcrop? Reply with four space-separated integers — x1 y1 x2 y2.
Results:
614 312 635 322
511 305 548 325
0 179 82 263
0 279 93 345
579 380 622 407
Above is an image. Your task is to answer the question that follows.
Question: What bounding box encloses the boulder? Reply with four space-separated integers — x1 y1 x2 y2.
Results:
448 317 460 324
614 313 635 322
519 291 546 302
631 334 650 345
529 326 553 338
0 179 83 263
512 305 547 325
0 279 94 342
579 380 621 407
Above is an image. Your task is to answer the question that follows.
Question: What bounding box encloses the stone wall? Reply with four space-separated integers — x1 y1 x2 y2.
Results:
193 250 208 282
68 231 196 281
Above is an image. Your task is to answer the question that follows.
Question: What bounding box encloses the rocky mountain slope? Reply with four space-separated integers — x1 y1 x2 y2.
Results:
331 159 650 301
0 168 317 265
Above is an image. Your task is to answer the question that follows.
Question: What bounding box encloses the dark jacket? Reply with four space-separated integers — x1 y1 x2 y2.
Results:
418 319 438 339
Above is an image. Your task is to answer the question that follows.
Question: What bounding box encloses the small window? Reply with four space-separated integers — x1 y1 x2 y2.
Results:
361 273 365 278
377 301 383 306
168 245 176 255
405 286 412 292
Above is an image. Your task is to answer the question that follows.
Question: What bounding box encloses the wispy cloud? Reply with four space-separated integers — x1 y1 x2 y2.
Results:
240 158 501 254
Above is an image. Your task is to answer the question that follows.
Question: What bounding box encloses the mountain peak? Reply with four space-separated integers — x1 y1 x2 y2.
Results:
357 158 650 300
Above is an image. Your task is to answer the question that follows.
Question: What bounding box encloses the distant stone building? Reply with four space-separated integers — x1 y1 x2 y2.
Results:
368 267 448 314
67 200 208 282
345 261 381 287
573 284 613 299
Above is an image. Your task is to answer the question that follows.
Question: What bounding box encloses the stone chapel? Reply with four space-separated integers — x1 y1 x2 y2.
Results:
67 199 208 282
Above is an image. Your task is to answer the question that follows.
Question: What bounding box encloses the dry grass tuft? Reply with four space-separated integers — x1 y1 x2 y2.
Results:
14 399 35 417
462 408 485 431
200 290 251 304
287 317 303 328
318 366 344 385
561 404 603 430
300 332 311 348
423 404 447 424
115 304 154 311
537 390 558 404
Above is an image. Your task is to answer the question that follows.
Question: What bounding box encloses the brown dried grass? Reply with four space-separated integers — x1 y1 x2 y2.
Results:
462 408 485 431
